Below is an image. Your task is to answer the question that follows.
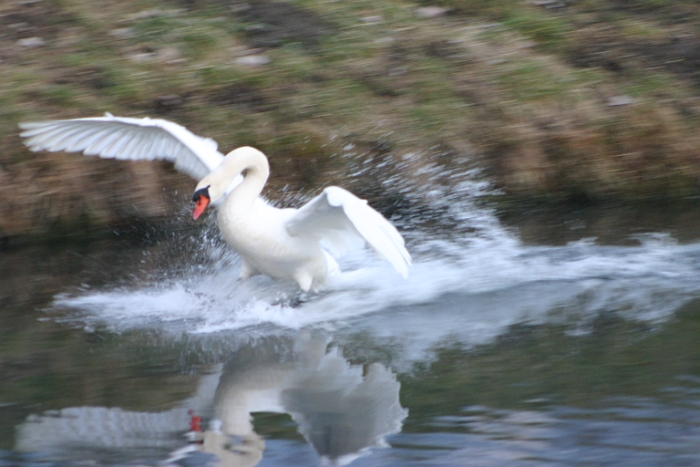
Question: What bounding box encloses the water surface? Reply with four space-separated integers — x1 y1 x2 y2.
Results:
2 174 700 466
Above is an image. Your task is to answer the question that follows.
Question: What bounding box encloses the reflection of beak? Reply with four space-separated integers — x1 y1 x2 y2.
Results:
192 187 211 221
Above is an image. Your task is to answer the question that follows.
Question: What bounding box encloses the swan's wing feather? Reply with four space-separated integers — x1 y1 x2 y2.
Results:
286 187 411 277
19 114 223 180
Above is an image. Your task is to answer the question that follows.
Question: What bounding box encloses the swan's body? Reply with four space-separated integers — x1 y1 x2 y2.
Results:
16 335 407 465
19 114 411 291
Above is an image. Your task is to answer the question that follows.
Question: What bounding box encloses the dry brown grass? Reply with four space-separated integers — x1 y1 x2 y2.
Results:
2 0 700 239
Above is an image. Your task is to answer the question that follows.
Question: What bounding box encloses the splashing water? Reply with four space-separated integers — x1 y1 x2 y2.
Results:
51 151 700 358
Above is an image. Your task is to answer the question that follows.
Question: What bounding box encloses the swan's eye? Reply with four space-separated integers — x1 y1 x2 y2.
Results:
192 186 210 203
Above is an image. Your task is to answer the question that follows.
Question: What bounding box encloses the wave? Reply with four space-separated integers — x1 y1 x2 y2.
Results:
50 153 700 359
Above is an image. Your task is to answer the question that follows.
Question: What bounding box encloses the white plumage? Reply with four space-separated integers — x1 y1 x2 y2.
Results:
19 113 411 291
20 113 221 179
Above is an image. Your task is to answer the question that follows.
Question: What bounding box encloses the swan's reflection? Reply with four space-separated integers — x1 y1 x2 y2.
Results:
15 332 407 466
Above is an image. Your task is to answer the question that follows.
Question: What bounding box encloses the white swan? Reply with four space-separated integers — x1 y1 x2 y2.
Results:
19 114 411 291
15 334 407 466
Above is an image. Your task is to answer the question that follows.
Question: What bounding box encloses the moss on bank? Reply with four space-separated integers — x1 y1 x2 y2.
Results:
1 0 699 239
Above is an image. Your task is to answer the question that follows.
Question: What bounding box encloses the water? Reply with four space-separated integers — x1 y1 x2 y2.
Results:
2 163 700 466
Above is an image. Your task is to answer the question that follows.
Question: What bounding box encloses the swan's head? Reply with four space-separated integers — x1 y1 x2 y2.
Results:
191 147 268 220
192 185 211 220
191 175 244 220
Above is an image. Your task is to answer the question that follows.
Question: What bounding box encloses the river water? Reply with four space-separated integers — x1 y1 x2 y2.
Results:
2 164 700 466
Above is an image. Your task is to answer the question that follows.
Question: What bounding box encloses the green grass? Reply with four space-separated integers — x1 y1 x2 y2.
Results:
504 11 570 51
3 0 700 237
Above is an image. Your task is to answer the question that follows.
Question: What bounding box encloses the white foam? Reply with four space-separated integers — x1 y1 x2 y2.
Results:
49 156 700 357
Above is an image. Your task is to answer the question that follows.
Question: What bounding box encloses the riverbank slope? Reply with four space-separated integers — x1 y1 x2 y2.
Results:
2 0 699 240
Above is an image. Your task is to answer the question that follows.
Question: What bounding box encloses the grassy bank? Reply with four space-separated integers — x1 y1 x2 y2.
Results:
1 0 699 239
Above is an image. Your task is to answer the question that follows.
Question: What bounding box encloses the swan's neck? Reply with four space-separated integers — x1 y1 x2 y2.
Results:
204 147 270 208
230 162 268 208
216 398 256 435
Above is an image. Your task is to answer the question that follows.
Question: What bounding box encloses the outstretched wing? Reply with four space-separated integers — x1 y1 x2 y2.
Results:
285 186 411 278
19 113 223 180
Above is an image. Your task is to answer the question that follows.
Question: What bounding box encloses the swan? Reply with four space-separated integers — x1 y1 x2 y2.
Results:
16 334 407 466
19 114 411 291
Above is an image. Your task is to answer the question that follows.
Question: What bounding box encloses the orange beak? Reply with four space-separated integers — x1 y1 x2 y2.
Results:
192 187 211 220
